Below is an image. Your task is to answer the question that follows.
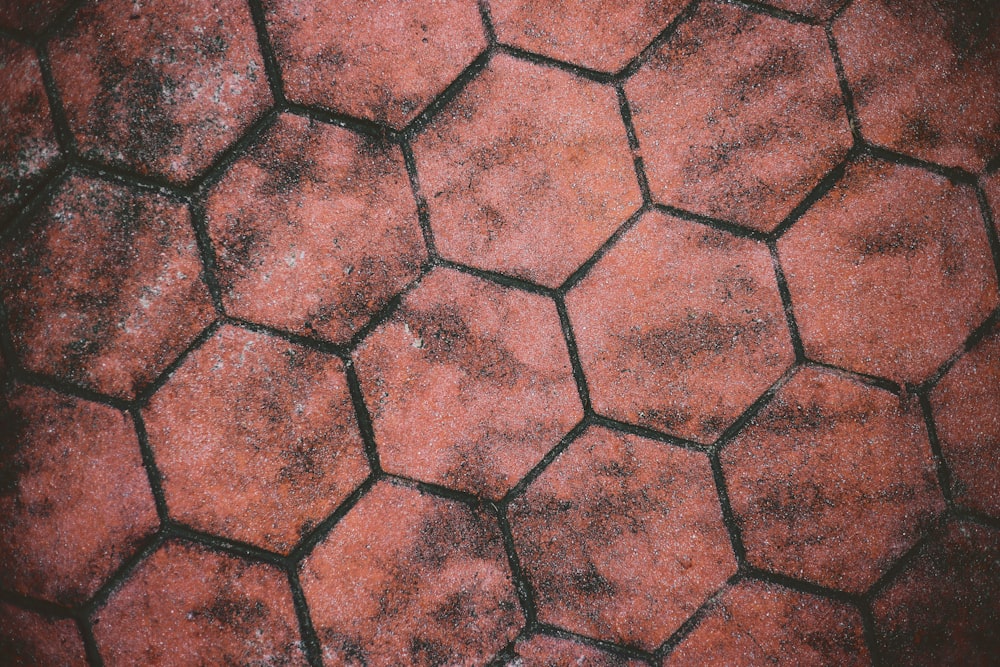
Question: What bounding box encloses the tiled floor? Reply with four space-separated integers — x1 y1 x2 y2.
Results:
1 0 998 664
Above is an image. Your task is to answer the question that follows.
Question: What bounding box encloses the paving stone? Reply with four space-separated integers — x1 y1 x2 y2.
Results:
0 602 87 666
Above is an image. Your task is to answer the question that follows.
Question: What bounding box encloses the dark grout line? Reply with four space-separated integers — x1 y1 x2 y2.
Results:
590 413 708 454
191 107 280 197
974 182 1000 295
560 205 647 293
287 568 323 667
0 161 71 245
800 358 902 395
283 101 397 143
709 450 748 566
34 40 77 156
0 158 67 236
916 391 955 507
985 154 1000 174
655 575 734 659
83 532 166 614
400 138 440 260
343 359 384 474
501 418 588 506
129 408 171 526
346 269 428 350
133 319 223 407
768 242 806 363
187 199 226 316
829 0 856 22
492 505 539 627
769 150 853 239
384 473 484 507
741 565 863 606
825 23 864 145
476 0 498 46
858 599 883 667
39 0 87 40
721 0 820 25
949 508 1000 532
225 316 347 359
11 368 131 411
163 522 288 567
76 615 105 667
436 258 556 298
653 203 769 242
862 143 977 185
617 0 702 80
70 157 194 199
534 623 656 663
495 43 615 84
615 86 654 207
862 514 945 604
290 475 378 562
916 307 999 394
402 48 492 140
245 0 286 105
711 364 796 453
555 297 593 414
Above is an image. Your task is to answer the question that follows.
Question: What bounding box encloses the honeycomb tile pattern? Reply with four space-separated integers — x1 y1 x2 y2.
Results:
1 0 999 664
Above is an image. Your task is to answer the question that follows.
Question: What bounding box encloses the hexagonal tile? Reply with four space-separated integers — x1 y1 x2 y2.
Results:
301 481 523 665
930 323 1000 518
48 0 271 183
504 634 646 666
721 367 945 593
625 2 851 232
143 324 369 554
0 602 87 666
490 0 689 72
565 210 794 444
835 0 1000 172
0 0 72 33
0 174 215 399
354 267 582 500
0 385 158 606
413 53 642 288
0 38 60 223
206 112 426 344
778 157 998 385
509 425 736 649
754 0 846 20
93 540 306 665
663 580 869 666
263 0 486 129
872 520 1000 666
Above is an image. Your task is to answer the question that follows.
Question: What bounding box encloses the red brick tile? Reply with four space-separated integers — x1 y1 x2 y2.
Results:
490 0 688 72
143 325 369 554
301 481 522 665
930 324 1000 518
509 425 736 649
0 38 60 223
93 540 306 665
505 634 646 666
264 0 486 129
625 2 851 232
872 520 1000 666
48 0 271 183
206 113 426 344
754 0 846 20
0 602 87 666
663 580 869 666
566 210 793 444
0 0 72 33
721 367 944 593
0 174 215 399
413 54 642 287
0 385 158 606
835 0 1000 172
778 158 998 385
354 267 582 499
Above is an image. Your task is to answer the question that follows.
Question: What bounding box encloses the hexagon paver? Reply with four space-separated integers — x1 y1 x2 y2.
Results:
0 174 215 399
504 634 646 666
0 385 158 606
263 0 486 130
778 157 998 385
565 210 794 444
354 267 582 500
0 38 60 223
93 540 306 665
206 112 426 344
872 520 1000 666
301 481 523 666
413 53 642 288
509 425 736 649
48 0 271 183
755 0 846 20
490 0 689 73
625 2 851 232
0 602 87 666
143 325 369 554
930 323 1000 518
835 0 1000 172
721 367 945 593
663 580 869 666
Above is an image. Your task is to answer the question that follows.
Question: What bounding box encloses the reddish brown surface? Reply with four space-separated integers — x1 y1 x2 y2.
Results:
264 0 486 129
205 112 426 344
510 425 736 649
986 170 1000 234
413 53 642 287
835 0 1000 172
0 602 87 666
354 267 582 499
505 634 646 666
93 540 306 665
143 325 369 554
665 580 868 666
566 210 793 444
872 520 1000 666
722 367 944 593
756 0 846 19
779 157 998 385
0 174 215 399
48 0 271 183
0 385 157 606
490 0 687 72
301 482 523 666
0 0 71 32
626 2 851 232
0 38 60 223
930 324 1000 518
